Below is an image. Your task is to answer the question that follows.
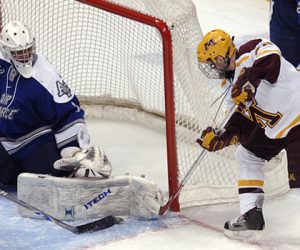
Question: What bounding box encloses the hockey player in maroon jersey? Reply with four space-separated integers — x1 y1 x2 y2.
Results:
196 29 300 237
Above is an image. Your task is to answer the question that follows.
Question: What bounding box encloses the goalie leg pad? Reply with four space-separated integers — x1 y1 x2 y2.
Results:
17 173 164 220
130 177 165 217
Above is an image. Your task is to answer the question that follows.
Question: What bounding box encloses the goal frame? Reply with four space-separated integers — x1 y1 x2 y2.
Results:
77 0 180 211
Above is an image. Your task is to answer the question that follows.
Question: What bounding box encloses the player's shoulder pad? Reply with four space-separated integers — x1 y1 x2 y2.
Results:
32 53 74 103
255 38 281 59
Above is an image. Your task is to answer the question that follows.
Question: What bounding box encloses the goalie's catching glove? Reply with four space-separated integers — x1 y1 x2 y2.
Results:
231 67 260 109
54 146 112 178
196 126 239 152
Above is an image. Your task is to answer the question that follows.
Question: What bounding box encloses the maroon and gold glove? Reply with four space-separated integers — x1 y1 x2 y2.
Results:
231 67 260 109
196 126 240 152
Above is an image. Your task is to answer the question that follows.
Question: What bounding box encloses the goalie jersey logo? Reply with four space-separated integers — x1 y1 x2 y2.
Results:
56 80 72 98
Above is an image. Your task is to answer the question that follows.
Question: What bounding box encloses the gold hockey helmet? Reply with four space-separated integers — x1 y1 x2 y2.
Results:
197 29 235 78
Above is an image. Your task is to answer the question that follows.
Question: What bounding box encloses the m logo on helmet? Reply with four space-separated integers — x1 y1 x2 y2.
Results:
204 39 216 51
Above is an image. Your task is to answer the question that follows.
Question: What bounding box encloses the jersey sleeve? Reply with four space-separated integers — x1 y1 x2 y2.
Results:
249 41 281 84
225 111 256 144
32 54 85 148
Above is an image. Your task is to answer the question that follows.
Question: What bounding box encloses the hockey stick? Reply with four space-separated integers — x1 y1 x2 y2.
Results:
0 188 122 234
159 105 237 215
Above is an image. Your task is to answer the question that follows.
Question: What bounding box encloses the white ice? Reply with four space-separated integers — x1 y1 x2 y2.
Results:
2 0 300 249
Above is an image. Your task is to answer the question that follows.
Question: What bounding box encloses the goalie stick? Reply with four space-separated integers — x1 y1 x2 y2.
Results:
0 188 123 234
159 105 238 215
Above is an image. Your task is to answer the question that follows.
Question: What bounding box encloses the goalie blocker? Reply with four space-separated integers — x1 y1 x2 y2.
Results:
17 173 165 220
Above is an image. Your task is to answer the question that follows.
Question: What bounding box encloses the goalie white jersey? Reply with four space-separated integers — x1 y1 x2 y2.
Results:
224 38 300 139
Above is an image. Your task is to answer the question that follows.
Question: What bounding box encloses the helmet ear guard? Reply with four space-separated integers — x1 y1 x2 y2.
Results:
0 21 36 78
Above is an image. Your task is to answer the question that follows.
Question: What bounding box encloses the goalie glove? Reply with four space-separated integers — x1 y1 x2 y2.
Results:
54 146 112 178
196 126 239 152
231 67 260 109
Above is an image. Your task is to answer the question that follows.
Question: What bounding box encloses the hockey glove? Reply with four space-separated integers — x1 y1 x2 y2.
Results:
231 67 260 109
54 146 112 178
196 126 239 152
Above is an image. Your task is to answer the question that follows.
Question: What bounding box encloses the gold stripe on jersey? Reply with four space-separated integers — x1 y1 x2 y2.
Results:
257 49 281 58
275 115 300 139
261 42 274 47
236 55 250 68
238 179 264 187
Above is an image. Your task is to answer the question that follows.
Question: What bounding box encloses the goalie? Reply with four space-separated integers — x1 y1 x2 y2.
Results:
0 20 164 220
196 29 300 237
0 20 111 186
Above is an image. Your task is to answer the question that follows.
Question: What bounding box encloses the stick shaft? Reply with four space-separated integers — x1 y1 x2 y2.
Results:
159 106 237 215
0 189 120 234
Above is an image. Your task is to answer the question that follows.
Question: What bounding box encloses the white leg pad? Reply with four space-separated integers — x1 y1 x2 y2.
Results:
17 173 164 220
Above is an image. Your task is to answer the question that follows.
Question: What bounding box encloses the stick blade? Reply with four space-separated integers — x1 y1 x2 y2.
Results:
158 205 169 216
75 216 123 234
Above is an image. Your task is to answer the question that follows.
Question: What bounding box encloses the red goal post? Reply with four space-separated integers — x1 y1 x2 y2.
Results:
77 0 180 211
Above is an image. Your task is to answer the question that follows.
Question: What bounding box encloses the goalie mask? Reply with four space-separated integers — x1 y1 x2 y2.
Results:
0 21 36 78
197 29 235 79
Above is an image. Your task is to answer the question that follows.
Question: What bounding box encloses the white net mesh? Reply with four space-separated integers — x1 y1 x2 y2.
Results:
0 0 289 209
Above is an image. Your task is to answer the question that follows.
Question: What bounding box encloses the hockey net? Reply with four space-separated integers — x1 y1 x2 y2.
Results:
0 0 289 211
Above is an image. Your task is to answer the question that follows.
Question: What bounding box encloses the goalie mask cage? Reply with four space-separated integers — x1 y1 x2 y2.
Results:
0 0 289 211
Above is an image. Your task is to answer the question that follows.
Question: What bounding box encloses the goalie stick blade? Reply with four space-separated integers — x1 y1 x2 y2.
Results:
75 216 124 234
